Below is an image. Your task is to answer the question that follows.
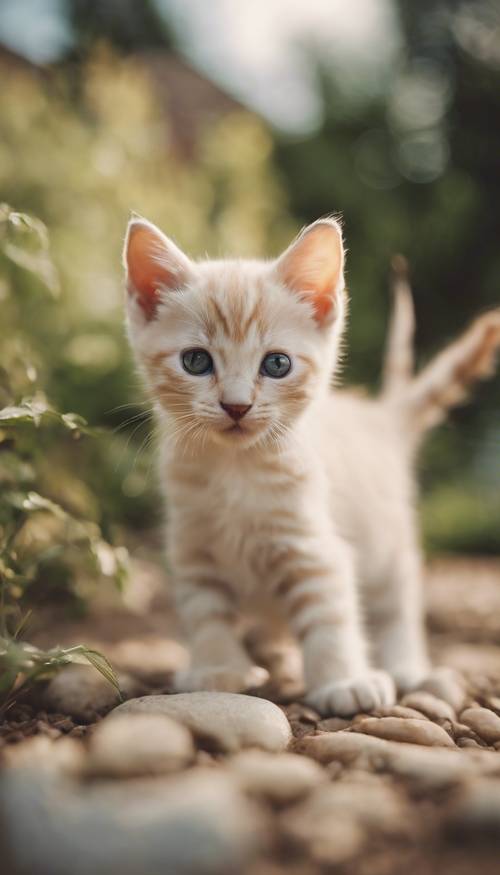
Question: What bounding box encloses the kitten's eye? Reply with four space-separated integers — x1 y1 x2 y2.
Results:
181 348 213 376
260 352 292 379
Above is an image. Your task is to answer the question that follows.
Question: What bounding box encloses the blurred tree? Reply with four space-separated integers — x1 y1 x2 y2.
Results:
0 51 293 530
274 0 500 552
65 0 173 55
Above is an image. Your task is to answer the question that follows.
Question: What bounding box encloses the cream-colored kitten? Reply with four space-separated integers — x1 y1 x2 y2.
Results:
124 217 500 716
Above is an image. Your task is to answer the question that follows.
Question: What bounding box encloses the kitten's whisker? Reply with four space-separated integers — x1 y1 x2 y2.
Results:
112 409 154 434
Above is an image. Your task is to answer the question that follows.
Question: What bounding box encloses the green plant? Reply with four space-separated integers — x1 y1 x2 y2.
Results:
0 206 122 708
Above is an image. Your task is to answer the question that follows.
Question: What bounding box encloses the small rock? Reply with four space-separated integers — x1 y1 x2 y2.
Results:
418 667 466 712
388 746 500 790
284 704 318 725
317 717 350 732
0 767 265 875
486 696 500 715
447 779 500 839
111 692 292 753
50 716 76 733
295 731 500 790
283 808 363 866
376 705 428 720
400 691 455 722
68 726 86 739
460 707 500 745
43 665 143 723
353 716 455 747
87 713 194 778
295 778 406 831
283 778 406 864
294 730 390 767
228 750 324 804
3 735 84 776
108 636 188 682
451 721 482 742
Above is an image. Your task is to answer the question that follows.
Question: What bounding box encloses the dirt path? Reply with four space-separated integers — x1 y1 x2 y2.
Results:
1 555 500 875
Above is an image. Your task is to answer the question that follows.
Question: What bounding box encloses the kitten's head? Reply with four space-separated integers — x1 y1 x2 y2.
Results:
124 216 346 450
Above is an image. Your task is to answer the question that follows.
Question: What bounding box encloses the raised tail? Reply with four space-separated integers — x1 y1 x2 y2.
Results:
405 308 500 433
382 255 416 397
381 258 500 435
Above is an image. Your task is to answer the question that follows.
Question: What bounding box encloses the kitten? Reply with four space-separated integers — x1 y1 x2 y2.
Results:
124 217 500 715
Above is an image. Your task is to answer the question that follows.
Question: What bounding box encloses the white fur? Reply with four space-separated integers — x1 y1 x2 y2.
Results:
125 217 499 715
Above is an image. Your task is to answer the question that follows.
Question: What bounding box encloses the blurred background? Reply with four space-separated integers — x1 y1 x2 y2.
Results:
0 0 499 634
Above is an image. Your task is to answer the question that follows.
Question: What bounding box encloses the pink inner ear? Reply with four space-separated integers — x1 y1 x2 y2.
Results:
279 222 343 323
125 223 185 320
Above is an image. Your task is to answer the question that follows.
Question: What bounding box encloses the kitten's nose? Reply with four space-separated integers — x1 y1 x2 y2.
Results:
220 402 252 421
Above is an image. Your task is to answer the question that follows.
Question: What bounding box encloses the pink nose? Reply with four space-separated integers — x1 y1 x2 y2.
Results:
220 402 252 421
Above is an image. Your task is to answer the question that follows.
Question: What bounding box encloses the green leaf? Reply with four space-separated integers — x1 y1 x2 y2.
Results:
0 399 94 438
78 648 123 699
0 637 122 710
0 405 40 425
0 205 59 296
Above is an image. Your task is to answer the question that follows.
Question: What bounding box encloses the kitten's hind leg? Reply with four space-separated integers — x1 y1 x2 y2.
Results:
369 549 430 692
369 550 465 709
173 577 268 693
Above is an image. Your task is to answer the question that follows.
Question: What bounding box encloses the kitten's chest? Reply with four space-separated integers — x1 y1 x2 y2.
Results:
166 454 309 585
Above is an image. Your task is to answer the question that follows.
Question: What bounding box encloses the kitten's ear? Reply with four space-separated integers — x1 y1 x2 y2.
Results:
275 218 345 325
123 218 192 320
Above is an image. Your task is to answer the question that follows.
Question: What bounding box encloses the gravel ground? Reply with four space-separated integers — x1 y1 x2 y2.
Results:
1 555 500 875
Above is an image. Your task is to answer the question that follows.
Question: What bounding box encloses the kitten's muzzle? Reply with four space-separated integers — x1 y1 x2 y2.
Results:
220 402 253 422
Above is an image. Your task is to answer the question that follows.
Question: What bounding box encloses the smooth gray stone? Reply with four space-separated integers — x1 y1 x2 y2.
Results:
0 767 264 875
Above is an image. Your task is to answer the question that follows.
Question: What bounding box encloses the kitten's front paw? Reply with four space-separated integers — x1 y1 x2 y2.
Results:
174 664 269 694
305 670 395 717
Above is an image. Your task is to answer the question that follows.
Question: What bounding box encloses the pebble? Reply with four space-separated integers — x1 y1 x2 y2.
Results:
486 696 500 714
283 807 363 865
446 779 500 839
87 713 194 778
400 691 455 722
283 777 406 865
294 730 390 766
297 778 405 830
3 735 84 776
450 721 480 740
43 665 142 723
111 692 292 753
0 766 265 875
228 750 325 804
460 707 500 745
284 704 319 725
316 717 350 732
418 667 466 712
390 746 500 790
376 705 428 720
353 716 455 747
295 731 500 790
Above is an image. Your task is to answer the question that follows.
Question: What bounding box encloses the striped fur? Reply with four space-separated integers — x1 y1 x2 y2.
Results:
125 217 499 716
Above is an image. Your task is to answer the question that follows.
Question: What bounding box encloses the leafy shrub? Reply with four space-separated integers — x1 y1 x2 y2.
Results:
0 206 122 709
0 49 294 527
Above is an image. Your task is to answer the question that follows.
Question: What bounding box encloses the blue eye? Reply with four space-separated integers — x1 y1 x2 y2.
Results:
182 348 213 375
260 352 292 379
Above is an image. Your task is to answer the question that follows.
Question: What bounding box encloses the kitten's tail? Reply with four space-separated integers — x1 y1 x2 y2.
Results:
382 258 500 434
404 308 500 433
382 255 416 397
